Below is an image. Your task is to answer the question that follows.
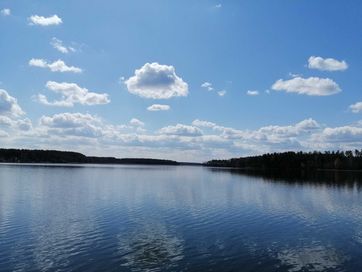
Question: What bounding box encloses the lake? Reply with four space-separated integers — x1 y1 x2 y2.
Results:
0 164 361 271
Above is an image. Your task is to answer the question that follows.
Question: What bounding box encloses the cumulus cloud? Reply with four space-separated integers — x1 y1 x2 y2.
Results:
0 90 32 137
201 82 213 91
218 90 227 96
257 118 320 139
17 118 33 131
35 81 110 107
191 118 321 152
1 8 10 16
124 62 188 99
272 77 341 96
192 119 217 128
40 112 98 128
308 56 348 71
0 116 32 131
0 89 24 117
247 90 259 96
349 102 362 113
147 104 170 111
28 14 62 26
40 112 104 138
3 109 362 161
50 37 75 54
312 126 362 147
159 124 202 136
129 118 145 127
29 58 82 73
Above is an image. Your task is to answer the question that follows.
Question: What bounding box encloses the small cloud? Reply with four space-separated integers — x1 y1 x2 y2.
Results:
1 8 10 16
118 76 126 85
272 77 341 96
147 104 170 111
201 82 213 91
28 14 62 26
265 89 270 94
349 102 362 113
215 4 222 8
29 58 82 73
130 118 145 127
308 56 348 71
50 37 75 54
218 90 226 96
247 90 259 96
288 72 302 78
124 62 188 99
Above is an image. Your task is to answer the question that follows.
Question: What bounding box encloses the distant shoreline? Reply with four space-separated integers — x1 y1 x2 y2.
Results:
0 148 204 166
2 148 362 171
205 151 362 171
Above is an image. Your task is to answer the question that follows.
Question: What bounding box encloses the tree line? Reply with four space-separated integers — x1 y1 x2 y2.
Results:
205 150 362 171
0 148 178 165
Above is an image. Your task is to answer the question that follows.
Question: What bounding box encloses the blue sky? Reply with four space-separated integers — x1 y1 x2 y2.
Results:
0 0 361 162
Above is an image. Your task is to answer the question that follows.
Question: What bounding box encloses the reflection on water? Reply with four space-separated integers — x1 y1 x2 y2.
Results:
118 221 183 271
277 245 348 272
208 166 362 188
0 164 361 271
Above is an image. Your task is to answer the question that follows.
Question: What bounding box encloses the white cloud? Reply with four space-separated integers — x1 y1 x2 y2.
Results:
16 118 32 131
215 4 222 8
28 14 62 26
159 124 202 136
0 116 32 131
147 104 170 111
40 113 100 128
201 82 213 91
0 89 24 117
192 119 217 128
129 118 145 127
201 82 226 97
272 77 341 96
191 118 321 152
247 90 259 96
29 58 82 73
35 81 110 107
50 37 75 54
312 126 362 147
124 62 188 99
3 109 362 161
289 72 302 78
39 112 104 138
1 8 10 16
308 56 348 71
349 102 362 113
257 118 320 139
0 90 32 137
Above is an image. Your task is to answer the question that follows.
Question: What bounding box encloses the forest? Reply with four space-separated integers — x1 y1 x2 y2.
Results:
205 150 362 171
0 148 179 165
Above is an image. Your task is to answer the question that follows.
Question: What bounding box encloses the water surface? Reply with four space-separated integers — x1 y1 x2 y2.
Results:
0 164 361 271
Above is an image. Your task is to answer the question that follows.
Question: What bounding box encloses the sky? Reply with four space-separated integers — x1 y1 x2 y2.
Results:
0 0 361 162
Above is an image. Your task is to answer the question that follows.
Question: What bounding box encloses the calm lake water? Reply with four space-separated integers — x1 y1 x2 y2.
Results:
0 164 361 272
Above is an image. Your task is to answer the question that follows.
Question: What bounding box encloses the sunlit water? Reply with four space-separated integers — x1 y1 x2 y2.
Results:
0 164 361 272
